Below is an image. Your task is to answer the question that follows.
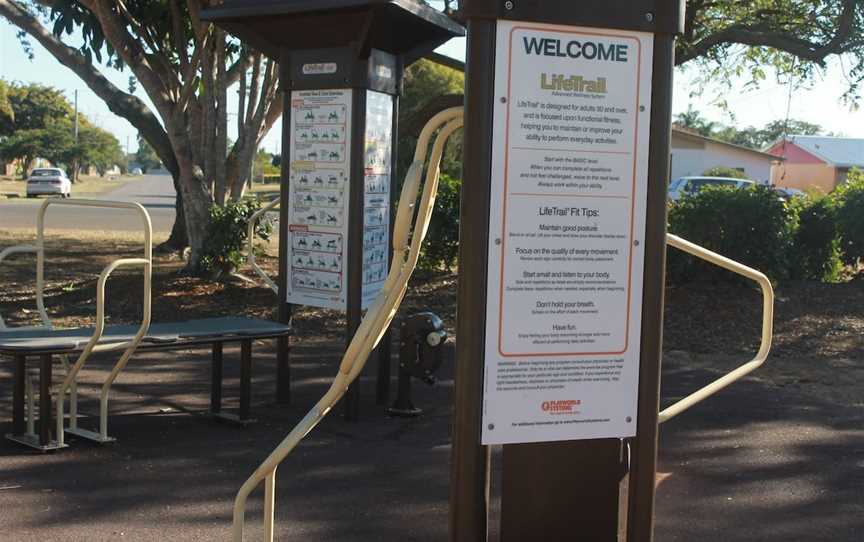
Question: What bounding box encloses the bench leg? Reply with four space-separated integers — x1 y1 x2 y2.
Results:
211 342 223 415
239 339 252 422
12 354 26 435
39 354 52 447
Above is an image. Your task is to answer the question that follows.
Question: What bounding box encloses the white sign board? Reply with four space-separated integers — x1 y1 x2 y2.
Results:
481 21 654 445
287 89 352 310
361 91 394 308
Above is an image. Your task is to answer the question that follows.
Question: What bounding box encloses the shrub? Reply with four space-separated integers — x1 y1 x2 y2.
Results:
667 185 796 283
417 173 461 272
833 168 864 266
788 195 843 281
701 166 748 179
200 198 273 277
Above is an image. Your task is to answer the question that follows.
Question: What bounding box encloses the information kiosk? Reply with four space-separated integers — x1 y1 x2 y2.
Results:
202 1 464 418
451 1 683 540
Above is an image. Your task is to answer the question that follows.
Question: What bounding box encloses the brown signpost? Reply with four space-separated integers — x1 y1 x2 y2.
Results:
451 1 683 540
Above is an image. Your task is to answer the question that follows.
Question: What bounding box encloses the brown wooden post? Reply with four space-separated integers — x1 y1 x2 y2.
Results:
451 2 682 540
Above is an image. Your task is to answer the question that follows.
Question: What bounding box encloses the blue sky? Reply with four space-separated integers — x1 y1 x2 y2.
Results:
2 17 863 155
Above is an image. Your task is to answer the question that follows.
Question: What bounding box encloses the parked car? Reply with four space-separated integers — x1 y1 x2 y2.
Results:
26 168 71 198
668 176 755 202
773 187 805 201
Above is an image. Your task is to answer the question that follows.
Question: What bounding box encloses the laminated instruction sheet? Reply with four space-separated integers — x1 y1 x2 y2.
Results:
287 89 352 310
482 21 654 444
361 91 393 308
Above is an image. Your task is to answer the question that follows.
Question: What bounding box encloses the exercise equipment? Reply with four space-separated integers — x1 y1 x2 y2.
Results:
0 199 292 450
388 311 447 417
230 107 464 541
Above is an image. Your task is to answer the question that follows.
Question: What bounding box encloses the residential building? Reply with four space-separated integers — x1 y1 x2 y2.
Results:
671 128 779 184
766 135 864 193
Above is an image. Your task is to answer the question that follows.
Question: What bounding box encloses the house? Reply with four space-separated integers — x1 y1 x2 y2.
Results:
766 135 864 193
670 128 780 184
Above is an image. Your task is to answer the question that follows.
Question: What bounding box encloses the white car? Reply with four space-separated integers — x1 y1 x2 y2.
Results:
668 176 755 202
26 168 72 198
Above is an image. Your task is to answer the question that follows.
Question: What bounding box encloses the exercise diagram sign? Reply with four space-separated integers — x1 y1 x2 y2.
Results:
286 89 352 310
481 21 654 445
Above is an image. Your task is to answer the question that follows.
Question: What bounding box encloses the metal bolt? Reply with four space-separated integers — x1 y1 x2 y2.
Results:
504 0 514 10
645 12 654 22
626 416 633 423
639 105 646 112
488 423 495 430
634 240 640 247
500 97 507 104
495 238 502 245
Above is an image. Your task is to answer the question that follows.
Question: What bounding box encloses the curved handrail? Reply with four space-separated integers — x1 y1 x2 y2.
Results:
246 197 281 294
232 107 465 541
26 199 154 447
658 234 774 423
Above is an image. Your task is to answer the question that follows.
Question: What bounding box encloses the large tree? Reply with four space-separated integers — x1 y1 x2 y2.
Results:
0 0 282 270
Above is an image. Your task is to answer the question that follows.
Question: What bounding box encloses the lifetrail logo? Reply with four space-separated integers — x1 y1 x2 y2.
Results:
541 74 607 93
523 36 629 62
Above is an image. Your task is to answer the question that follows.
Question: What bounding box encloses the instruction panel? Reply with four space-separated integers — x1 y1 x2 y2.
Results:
287 89 352 310
361 91 393 308
481 21 654 444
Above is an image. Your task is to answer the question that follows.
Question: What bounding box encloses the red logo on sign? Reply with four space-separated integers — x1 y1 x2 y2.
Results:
541 400 581 414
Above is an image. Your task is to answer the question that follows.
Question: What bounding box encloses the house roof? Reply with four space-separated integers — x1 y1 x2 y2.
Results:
780 135 864 168
671 127 781 161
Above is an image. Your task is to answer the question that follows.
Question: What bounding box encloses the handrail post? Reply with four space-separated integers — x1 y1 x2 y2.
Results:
658 234 775 423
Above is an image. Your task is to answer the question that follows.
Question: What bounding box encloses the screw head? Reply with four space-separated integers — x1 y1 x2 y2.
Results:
488 423 495 430
495 238 502 245
639 105 646 112
626 416 633 423
645 12 654 22
634 240 640 247
500 97 507 104
504 0 514 10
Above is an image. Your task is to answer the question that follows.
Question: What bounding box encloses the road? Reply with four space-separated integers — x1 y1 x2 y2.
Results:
0 173 176 233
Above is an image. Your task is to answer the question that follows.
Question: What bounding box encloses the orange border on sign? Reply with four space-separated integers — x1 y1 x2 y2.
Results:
497 25 644 358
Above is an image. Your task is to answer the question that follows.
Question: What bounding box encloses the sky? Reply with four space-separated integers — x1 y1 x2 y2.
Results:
2 17 863 155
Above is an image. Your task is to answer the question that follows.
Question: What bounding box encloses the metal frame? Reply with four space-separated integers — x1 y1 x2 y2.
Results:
231 108 464 542
1 199 153 450
659 234 775 423
246 197 281 294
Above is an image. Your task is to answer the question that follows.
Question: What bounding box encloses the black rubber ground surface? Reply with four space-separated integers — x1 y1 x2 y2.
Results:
1 340 861 541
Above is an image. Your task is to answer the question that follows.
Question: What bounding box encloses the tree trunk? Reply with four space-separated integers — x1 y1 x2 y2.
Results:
158 173 188 252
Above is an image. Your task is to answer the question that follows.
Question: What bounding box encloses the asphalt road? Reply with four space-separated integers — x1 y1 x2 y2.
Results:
0 173 176 233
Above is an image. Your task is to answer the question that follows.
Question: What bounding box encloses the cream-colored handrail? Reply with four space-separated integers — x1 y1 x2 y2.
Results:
231 107 464 542
246 197 280 294
658 234 774 423
25 199 153 447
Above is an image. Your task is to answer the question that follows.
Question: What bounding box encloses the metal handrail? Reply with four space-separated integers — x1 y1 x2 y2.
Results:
17 198 154 447
658 234 775 423
231 107 465 541
246 197 281 294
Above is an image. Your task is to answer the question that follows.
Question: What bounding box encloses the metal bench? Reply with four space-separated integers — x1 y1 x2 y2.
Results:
0 199 291 451
1 316 290 451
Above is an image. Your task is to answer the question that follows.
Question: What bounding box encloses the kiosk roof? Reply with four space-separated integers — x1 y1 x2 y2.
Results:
201 0 464 60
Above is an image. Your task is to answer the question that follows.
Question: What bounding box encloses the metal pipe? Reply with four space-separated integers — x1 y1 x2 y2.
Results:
231 108 464 541
29 199 153 447
658 234 774 423
247 197 281 294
